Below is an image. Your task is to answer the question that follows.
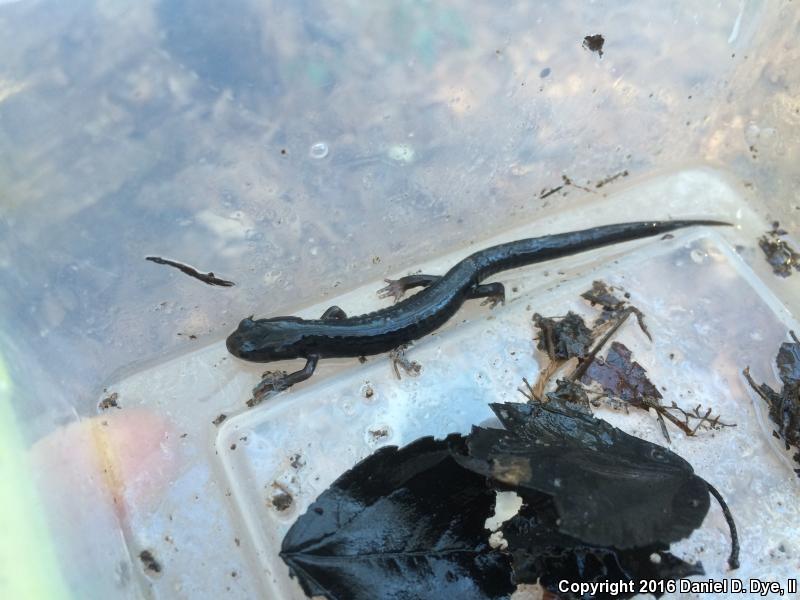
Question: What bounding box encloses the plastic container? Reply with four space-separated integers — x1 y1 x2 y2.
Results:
2 2 800 599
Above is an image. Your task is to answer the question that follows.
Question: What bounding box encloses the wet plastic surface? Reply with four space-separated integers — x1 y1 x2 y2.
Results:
4 1 800 598
97 171 800 598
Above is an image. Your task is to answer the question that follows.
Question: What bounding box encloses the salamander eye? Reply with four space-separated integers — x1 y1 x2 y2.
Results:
238 316 256 330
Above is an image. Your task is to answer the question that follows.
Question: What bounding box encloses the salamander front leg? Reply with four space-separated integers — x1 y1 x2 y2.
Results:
377 274 441 303
247 307 342 406
467 282 506 308
279 354 320 387
248 355 321 407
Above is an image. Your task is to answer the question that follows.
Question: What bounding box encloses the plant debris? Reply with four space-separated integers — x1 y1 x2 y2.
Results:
581 280 626 312
582 341 663 405
533 311 593 360
582 343 734 439
529 287 648 403
280 435 515 600
145 255 235 287
594 170 629 189
757 223 800 277
281 395 739 599
580 324 732 439
530 281 734 441
271 482 294 512
388 344 422 379
744 331 800 476
582 34 605 57
139 549 162 574
539 174 595 199
98 392 120 410
581 280 649 337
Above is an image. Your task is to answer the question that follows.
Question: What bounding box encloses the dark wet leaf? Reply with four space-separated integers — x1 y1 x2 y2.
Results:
776 341 800 386
581 341 662 406
502 493 703 599
533 311 593 360
457 398 710 549
280 435 514 600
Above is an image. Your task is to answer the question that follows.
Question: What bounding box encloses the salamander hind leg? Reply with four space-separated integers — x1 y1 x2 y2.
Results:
467 282 506 308
377 274 441 303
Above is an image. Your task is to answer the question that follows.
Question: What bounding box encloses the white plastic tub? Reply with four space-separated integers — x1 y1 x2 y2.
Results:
2 2 800 598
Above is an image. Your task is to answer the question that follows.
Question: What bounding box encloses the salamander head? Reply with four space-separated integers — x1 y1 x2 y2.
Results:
226 316 307 362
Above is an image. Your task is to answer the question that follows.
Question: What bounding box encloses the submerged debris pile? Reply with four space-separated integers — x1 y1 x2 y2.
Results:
757 222 800 278
744 332 800 476
531 280 734 441
280 392 738 600
582 341 734 438
533 311 593 360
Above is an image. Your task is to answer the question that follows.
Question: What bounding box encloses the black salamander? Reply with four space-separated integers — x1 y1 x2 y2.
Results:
227 220 728 398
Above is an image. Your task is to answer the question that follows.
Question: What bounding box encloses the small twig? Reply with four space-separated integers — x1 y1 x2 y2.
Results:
544 325 556 361
705 481 740 570
146 256 235 287
531 360 562 401
561 174 595 194
658 402 736 435
569 309 633 383
656 405 695 436
518 377 537 402
539 185 564 199
539 174 597 199
742 367 769 400
629 306 652 341
655 410 671 443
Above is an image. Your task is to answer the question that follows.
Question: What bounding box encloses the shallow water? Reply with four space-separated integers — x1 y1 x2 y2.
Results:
3 2 800 598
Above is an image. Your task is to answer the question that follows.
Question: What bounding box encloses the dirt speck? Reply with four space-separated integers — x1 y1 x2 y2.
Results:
594 170 629 189
582 34 605 57
270 483 293 511
369 427 390 440
290 453 305 469
139 550 161 575
212 413 227 426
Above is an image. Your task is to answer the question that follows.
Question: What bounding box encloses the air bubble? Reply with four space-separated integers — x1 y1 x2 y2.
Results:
387 144 415 163
309 142 329 159
690 249 705 264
